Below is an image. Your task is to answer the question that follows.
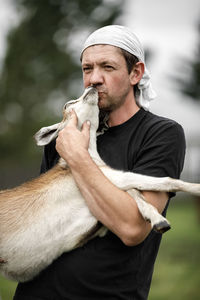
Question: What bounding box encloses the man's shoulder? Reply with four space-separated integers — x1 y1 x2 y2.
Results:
142 110 185 136
144 110 180 126
131 110 186 179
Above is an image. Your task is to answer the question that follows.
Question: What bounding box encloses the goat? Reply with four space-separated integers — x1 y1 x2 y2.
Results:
0 87 200 283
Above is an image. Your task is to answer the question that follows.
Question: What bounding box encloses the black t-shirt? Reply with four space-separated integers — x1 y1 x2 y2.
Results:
14 108 186 300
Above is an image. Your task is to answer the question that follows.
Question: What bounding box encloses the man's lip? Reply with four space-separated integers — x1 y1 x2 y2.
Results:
98 91 105 94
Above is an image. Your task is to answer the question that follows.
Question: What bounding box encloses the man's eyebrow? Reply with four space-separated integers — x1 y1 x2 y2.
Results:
82 62 92 66
100 60 118 66
82 60 119 67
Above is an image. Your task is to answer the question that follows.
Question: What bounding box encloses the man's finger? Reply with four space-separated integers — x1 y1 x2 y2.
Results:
68 109 78 127
81 120 91 136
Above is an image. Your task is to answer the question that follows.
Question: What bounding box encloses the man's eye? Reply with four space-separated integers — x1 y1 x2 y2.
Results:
104 65 114 70
83 67 92 73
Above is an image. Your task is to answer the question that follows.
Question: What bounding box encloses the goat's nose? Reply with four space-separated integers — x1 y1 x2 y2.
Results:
82 86 97 101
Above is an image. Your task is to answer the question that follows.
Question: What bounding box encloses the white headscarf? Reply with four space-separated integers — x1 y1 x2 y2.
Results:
81 25 156 111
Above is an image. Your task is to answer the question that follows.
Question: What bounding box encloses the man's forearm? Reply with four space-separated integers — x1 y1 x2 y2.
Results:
69 150 152 246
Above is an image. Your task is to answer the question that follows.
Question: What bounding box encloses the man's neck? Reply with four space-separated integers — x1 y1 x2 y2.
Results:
108 97 140 127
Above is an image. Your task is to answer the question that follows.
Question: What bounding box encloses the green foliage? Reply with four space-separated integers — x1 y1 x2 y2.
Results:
0 0 124 166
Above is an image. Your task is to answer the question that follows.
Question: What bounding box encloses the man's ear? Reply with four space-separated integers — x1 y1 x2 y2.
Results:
129 62 145 85
34 123 60 146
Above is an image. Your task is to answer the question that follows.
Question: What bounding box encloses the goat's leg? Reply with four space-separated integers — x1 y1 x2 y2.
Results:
101 167 200 196
127 189 170 234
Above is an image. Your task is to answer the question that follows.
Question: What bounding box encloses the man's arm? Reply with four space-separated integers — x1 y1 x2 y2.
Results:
56 110 168 246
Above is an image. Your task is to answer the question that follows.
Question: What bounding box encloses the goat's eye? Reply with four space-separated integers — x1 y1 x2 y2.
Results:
63 99 76 110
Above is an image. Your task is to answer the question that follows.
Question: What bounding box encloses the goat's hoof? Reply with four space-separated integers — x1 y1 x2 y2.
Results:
0 257 7 264
153 221 171 234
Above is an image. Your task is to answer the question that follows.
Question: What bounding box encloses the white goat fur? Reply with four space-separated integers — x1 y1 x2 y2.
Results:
0 87 200 283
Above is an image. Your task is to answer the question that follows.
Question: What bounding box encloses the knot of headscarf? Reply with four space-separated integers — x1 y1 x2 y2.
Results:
81 25 156 111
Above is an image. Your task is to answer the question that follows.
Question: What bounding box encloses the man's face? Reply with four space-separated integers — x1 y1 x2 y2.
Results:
81 45 134 111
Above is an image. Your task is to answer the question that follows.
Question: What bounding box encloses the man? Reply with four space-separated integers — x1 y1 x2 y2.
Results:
14 25 186 299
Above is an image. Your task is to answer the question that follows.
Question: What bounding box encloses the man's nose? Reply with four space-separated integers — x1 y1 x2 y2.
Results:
89 69 104 85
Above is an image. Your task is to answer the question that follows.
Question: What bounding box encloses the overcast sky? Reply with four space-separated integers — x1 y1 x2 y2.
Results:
0 0 18 65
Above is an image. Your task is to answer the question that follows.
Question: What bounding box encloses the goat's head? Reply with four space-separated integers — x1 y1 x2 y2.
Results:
35 87 99 146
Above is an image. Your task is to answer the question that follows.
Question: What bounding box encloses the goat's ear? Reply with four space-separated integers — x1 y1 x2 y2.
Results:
34 123 60 146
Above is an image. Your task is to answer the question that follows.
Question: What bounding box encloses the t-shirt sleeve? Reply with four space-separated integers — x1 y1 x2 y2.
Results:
132 121 186 180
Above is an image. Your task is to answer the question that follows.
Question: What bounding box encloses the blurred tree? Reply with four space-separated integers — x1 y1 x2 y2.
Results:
0 0 124 167
175 22 200 221
176 23 200 102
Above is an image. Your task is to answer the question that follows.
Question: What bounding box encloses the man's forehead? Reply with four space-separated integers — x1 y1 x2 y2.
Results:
82 44 122 63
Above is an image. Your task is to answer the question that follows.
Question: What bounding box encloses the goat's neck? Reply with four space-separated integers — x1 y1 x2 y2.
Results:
59 124 105 169
88 126 104 166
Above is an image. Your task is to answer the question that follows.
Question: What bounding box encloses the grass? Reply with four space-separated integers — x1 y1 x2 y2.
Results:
0 199 199 299
149 198 200 300
0 277 16 300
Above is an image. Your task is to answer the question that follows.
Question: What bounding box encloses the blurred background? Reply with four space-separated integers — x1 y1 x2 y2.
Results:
0 0 199 299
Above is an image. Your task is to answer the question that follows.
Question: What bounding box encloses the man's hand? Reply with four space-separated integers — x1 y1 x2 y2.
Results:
56 109 91 165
